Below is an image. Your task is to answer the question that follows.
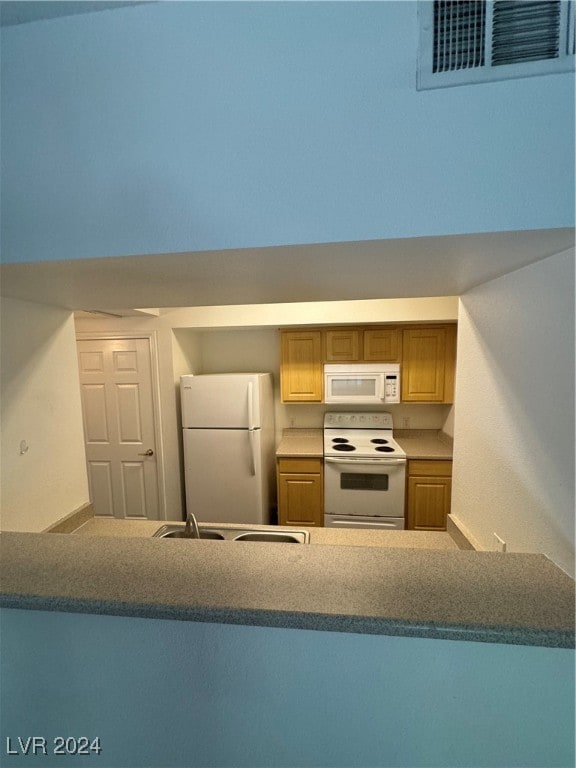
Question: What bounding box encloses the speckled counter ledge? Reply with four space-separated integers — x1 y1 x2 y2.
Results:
1 532 573 648
394 430 453 459
275 428 323 457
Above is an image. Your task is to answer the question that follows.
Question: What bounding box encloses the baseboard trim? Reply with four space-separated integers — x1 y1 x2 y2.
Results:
43 502 94 534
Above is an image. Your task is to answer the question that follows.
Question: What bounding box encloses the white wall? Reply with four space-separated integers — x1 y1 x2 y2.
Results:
0 298 89 531
451 250 575 575
2 3 573 263
1 608 573 768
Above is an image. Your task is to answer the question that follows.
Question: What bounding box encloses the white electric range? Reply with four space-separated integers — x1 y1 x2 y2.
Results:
323 412 406 529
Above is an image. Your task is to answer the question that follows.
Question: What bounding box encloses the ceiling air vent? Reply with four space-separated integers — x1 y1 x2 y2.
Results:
418 0 575 89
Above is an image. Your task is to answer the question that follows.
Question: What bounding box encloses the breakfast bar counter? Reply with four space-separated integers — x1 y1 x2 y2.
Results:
1 529 573 649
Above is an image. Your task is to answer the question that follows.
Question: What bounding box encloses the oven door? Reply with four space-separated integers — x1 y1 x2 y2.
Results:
324 456 406 519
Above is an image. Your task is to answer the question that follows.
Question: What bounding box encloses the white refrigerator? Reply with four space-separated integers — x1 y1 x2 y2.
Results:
180 373 275 524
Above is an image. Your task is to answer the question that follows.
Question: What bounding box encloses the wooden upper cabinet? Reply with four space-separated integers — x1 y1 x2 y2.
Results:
325 327 401 362
280 331 323 402
401 325 456 403
363 328 401 362
280 323 457 404
325 330 361 361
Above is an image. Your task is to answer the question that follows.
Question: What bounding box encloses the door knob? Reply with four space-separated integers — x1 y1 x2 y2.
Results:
138 449 154 456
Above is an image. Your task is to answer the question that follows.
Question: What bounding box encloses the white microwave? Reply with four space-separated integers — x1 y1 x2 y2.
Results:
324 364 401 404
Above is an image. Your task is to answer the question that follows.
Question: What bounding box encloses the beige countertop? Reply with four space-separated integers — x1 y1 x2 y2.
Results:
395 430 453 460
276 428 453 460
1 525 573 648
275 429 323 457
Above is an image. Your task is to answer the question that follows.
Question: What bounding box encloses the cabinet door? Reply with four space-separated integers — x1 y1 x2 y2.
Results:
406 460 452 531
280 331 323 402
363 328 401 362
325 330 361 362
401 326 456 403
406 476 452 530
277 459 323 526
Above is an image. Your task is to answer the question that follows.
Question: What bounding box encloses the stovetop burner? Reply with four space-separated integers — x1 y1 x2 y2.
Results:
323 411 406 460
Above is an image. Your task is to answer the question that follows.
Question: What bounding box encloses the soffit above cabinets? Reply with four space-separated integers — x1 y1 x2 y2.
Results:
1 228 574 312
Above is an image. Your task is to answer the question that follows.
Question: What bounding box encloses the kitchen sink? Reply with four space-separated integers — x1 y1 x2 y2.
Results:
155 528 225 540
152 524 309 544
233 532 306 543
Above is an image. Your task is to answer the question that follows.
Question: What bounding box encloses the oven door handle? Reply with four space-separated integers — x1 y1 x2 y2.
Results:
324 457 406 465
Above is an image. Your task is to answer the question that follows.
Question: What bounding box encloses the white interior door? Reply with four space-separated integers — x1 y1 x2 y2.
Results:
77 337 160 519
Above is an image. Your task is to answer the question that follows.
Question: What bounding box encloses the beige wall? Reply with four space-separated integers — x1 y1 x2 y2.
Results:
451 249 575 576
0 297 89 531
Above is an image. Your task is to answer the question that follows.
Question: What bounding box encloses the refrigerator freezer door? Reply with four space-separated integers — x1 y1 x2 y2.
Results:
180 374 268 429
183 428 268 524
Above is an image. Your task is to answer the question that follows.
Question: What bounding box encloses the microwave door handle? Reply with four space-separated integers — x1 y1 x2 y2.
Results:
379 374 386 401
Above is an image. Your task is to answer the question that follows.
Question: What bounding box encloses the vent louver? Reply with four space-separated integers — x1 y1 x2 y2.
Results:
491 1 561 66
433 1 486 72
419 0 575 89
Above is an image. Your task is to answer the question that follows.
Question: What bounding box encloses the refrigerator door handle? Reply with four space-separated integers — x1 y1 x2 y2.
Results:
247 381 255 430
248 430 256 476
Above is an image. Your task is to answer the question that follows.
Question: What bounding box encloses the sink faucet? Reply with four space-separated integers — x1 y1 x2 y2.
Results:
183 511 200 539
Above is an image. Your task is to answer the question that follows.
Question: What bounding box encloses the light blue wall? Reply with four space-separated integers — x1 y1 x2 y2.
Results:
1 1 574 264
1 608 574 768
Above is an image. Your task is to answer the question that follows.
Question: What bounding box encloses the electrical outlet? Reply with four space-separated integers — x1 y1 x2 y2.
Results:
402 417 410 428
494 533 507 553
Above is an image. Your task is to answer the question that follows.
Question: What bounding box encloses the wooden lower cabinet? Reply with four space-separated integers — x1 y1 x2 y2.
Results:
406 460 452 531
277 458 324 527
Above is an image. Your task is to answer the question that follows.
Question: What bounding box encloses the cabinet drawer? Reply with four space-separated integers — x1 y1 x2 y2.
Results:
408 460 452 477
278 458 323 474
